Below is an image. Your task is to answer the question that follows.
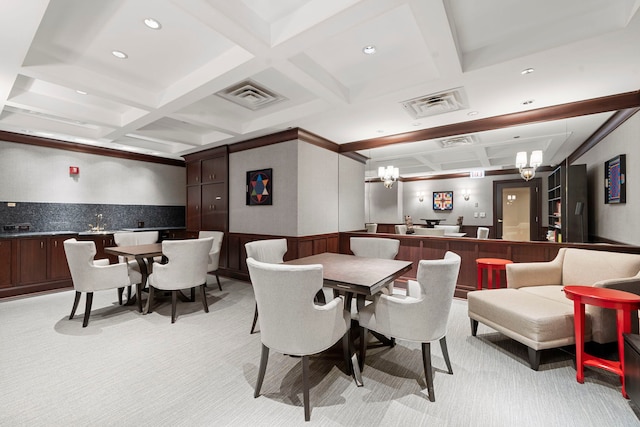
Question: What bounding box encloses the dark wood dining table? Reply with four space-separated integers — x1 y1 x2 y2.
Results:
285 252 412 312
285 252 413 386
105 243 163 313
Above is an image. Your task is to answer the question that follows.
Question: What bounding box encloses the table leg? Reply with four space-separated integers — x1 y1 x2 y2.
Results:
573 300 586 383
618 308 632 398
487 266 494 289
477 265 482 290
494 267 501 288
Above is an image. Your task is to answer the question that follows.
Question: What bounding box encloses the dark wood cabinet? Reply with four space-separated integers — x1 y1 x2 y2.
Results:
48 236 72 280
77 234 116 262
201 157 226 183
0 240 14 288
186 185 201 231
187 161 201 185
201 182 227 231
547 164 588 243
18 238 48 284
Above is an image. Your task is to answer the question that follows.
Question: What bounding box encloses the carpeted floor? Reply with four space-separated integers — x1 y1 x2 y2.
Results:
1 276 639 426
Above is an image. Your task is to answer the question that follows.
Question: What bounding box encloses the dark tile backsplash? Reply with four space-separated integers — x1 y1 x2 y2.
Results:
0 202 184 232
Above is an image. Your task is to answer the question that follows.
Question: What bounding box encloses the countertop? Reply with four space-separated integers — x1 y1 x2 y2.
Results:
0 227 185 239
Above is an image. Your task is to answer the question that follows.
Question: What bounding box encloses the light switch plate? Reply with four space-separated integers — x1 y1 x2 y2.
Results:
473 212 478 218
480 212 486 218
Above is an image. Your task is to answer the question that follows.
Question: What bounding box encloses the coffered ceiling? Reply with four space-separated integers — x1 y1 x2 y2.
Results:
1 0 639 176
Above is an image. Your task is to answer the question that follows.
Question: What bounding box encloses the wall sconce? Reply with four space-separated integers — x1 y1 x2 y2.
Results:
461 189 470 201
378 165 399 189
515 150 543 181
507 194 516 205
417 191 425 202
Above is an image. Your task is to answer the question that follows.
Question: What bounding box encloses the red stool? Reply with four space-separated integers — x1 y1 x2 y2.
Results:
564 285 640 398
476 258 513 290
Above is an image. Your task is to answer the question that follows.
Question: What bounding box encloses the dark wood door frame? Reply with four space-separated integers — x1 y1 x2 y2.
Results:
493 178 543 241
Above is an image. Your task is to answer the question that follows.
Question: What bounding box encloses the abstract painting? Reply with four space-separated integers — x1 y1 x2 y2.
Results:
247 168 272 205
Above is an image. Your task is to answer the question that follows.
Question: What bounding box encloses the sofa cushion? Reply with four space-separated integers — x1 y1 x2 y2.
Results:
519 285 569 305
468 288 591 350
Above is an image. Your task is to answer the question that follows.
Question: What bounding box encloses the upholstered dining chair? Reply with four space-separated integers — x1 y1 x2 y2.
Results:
477 227 490 239
113 231 159 309
245 239 288 334
246 257 355 422
63 238 131 327
146 237 213 323
358 251 461 402
394 224 407 234
350 237 400 295
198 230 224 291
365 223 378 233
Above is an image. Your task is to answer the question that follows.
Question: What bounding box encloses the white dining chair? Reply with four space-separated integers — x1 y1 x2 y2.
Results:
414 228 446 236
245 239 288 334
147 237 213 323
477 227 490 239
247 257 355 422
113 231 159 309
63 238 132 327
365 223 378 233
358 251 461 402
394 224 407 234
198 230 224 291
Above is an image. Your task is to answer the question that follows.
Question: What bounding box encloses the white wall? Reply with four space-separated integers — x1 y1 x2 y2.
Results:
297 143 339 235
0 141 185 205
339 155 365 232
229 140 299 236
575 111 640 245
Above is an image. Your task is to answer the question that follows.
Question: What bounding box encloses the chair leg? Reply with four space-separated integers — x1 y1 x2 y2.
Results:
359 327 369 371
422 342 435 402
250 304 259 334
190 287 195 302
136 283 142 313
470 319 478 336
171 290 178 323
117 287 124 305
215 273 222 291
255 344 269 398
439 336 453 375
82 292 94 328
342 332 352 375
302 355 311 422
126 285 132 303
69 291 82 320
200 284 209 313
146 286 155 314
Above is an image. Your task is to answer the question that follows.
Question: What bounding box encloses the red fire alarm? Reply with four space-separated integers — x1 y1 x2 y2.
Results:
69 166 80 175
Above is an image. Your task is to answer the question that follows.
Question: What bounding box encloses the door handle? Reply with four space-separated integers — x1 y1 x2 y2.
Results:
497 219 503 223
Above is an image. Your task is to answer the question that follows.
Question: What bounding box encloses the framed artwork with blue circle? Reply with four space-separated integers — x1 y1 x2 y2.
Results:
246 168 273 205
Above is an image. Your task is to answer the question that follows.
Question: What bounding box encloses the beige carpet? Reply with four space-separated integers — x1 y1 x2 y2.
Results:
1 276 639 426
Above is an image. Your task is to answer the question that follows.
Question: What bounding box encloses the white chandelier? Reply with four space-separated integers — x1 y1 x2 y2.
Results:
515 150 543 181
378 166 399 188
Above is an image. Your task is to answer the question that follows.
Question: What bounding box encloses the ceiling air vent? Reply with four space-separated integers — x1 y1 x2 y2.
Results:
439 134 476 148
216 79 287 111
401 87 468 119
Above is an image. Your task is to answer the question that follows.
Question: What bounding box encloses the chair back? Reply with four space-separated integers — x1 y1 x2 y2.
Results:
149 238 213 291
477 227 489 239
414 227 445 236
245 239 287 264
413 252 461 341
113 231 159 262
350 237 399 260
394 224 407 234
246 258 347 355
199 231 224 270
63 238 129 292
365 223 378 233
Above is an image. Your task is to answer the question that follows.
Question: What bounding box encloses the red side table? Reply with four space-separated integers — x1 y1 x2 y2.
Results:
564 285 640 398
476 258 513 290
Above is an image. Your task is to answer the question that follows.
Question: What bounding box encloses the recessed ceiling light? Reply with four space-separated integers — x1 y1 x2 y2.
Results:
362 45 376 55
76 90 87 95
111 50 128 59
521 68 535 75
467 111 479 116
376 129 384 133
522 99 534 105
144 18 161 29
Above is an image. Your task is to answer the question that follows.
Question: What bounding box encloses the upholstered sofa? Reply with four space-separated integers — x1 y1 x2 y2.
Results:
467 248 640 370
